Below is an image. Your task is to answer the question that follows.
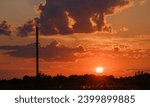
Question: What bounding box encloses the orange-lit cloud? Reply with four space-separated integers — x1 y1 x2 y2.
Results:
120 27 129 32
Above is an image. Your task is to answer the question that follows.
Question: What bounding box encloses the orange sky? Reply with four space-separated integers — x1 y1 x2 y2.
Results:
0 0 150 79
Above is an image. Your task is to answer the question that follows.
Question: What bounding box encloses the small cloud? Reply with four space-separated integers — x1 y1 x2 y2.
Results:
120 27 129 32
132 0 147 6
114 47 120 52
139 0 147 5
0 20 12 36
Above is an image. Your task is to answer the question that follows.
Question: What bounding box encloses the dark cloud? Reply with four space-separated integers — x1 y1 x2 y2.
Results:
17 0 131 36
114 47 120 52
0 20 12 36
17 18 39 37
0 43 36 58
38 0 131 35
0 40 85 62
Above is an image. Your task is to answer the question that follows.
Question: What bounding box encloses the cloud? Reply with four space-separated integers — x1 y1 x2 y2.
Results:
39 0 131 35
0 20 12 36
114 47 120 52
17 18 39 37
17 0 132 36
120 27 129 32
0 40 85 62
139 0 147 5
133 0 147 5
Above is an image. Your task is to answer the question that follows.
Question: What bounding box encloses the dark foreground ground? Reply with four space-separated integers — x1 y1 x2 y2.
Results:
0 72 150 90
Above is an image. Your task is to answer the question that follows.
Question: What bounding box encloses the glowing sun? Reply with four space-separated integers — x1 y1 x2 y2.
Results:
96 67 104 74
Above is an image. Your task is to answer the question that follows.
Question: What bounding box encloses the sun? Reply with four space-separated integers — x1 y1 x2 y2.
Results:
96 67 104 74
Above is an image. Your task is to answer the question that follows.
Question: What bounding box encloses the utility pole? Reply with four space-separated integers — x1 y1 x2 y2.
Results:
36 26 39 79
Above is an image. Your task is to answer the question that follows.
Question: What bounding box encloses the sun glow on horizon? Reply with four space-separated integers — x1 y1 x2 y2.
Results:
96 67 104 74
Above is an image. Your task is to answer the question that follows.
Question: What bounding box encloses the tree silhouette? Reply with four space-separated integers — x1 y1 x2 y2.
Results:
0 71 150 90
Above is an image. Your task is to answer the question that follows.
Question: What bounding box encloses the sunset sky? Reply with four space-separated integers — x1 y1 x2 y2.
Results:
0 0 150 79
